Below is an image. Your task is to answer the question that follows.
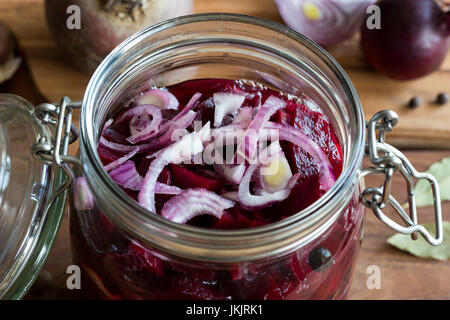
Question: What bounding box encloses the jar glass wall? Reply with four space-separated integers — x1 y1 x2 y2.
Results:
70 14 366 300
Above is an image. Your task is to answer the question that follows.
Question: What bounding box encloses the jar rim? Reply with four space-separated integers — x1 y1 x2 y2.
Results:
80 13 365 262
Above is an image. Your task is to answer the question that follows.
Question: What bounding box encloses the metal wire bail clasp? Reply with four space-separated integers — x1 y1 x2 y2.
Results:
31 97 83 214
360 110 443 246
31 97 82 168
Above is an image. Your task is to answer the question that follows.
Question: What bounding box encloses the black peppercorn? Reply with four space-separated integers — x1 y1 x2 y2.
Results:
308 247 333 271
436 93 448 105
407 97 421 109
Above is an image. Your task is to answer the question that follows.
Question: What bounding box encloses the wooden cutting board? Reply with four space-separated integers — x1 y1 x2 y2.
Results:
0 0 449 300
1 0 450 149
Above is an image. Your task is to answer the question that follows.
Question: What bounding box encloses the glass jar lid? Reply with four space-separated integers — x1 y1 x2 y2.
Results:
0 94 66 299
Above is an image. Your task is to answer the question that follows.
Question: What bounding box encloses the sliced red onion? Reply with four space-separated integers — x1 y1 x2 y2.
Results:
102 119 114 133
128 93 201 144
155 182 182 195
104 147 139 172
129 113 149 137
212 126 281 147
220 191 239 202
124 105 163 144
138 128 206 213
146 148 164 160
115 104 162 126
258 140 283 166
213 92 245 127
109 160 142 191
258 152 293 194
274 0 376 47
129 110 197 148
265 121 335 192
170 92 202 122
232 107 253 125
99 136 159 155
99 136 139 153
235 96 286 161
73 177 94 211
238 164 300 210
213 163 246 184
109 161 181 194
135 89 179 110
161 188 235 224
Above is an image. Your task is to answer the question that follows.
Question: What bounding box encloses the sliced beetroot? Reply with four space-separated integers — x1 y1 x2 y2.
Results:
230 267 280 299
168 275 228 300
170 164 224 193
81 264 122 300
125 242 165 277
166 260 218 284
97 143 124 166
102 126 129 144
97 212 117 244
168 79 237 105
274 101 343 178
214 207 254 229
264 175 321 218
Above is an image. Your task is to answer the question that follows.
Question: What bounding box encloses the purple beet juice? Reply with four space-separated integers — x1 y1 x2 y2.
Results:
70 79 363 299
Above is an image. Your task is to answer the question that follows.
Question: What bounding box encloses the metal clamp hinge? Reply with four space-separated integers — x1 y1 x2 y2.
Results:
31 97 83 212
360 110 443 246
31 97 82 168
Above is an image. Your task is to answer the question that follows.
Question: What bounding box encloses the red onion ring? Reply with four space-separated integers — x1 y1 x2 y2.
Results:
138 127 206 213
155 182 182 195
128 93 202 144
135 89 179 110
213 92 245 127
99 136 139 153
124 105 163 144
73 177 94 211
232 107 253 125
238 164 300 210
161 188 235 224
213 163 247 184
115 104 162 127
235 96 286 161
265 121 335 192
109 160 142 191
129 110 196 149
110 160 182 195
104 147 139 172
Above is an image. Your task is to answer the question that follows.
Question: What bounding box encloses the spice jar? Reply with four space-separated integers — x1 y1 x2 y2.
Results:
0 14 443 300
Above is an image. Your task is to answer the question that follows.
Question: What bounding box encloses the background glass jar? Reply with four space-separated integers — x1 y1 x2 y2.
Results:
69 13 367 300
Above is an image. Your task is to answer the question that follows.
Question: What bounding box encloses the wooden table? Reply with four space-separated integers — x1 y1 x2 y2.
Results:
1 0 449 300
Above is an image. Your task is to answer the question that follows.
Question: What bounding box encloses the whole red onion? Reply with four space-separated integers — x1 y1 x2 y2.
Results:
45 0 193 75
361 0 450 80
275 0 377 47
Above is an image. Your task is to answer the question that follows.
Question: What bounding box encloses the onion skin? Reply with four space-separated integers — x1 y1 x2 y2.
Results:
45 0 193 75
361 0 450 81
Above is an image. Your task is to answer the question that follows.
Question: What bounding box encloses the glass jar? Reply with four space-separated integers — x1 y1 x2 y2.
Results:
0 14 443 300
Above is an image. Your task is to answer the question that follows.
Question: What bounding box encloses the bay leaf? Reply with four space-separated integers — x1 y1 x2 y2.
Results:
387 222 450 261
413 157 450 208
